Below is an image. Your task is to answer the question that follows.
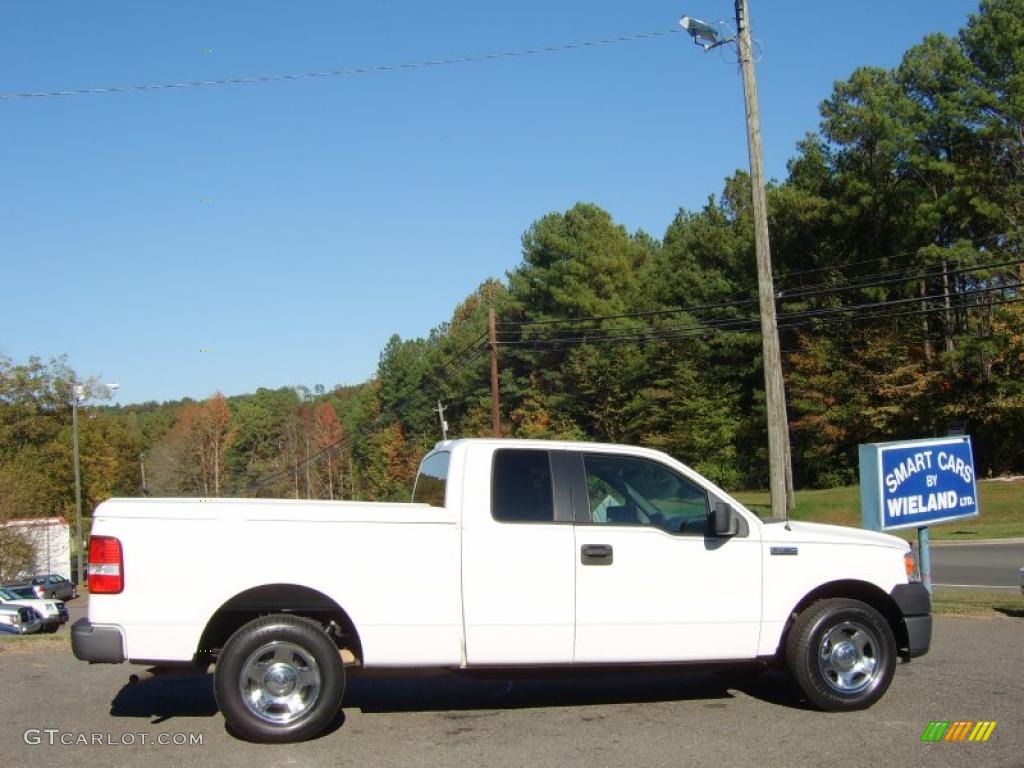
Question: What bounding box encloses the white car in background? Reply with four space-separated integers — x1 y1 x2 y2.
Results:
0 586 68 632
0 604 42 635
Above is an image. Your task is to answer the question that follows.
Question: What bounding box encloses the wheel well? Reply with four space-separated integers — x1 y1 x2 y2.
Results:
776 580 908 657
196 584 363 664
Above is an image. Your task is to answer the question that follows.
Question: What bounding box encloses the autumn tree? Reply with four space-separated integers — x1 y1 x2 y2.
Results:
149 393 232 496
313 402 344 499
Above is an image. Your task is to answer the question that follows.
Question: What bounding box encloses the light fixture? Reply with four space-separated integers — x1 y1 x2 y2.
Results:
678 15 732 51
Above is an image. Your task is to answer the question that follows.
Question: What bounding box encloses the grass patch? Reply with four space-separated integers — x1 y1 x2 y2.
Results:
733 478 1024 540
0 632 70 654
931 588 1024 617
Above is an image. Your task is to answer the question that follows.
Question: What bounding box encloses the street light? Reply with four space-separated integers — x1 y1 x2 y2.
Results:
72 380 119 586
678 16 733 50
679 1 794 518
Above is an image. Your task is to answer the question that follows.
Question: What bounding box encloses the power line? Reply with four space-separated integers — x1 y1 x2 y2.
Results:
778 257 1021 301
501 296 1024 349
495 283 1022 347
247 287 1023 492
246 257 1020 489
497 295 758 328
0 30 681 101
496 256 1022 332
773 232 1012 282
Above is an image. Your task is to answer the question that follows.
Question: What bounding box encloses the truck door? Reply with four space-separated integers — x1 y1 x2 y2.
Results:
460 446 576 665
570 451 762 663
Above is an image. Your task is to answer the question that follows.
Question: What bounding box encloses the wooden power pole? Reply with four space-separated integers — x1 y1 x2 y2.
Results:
488 308 501 437
735 0 793 515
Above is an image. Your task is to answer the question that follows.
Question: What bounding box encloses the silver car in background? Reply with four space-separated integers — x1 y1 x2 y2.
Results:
0 587 68 632
28 574 77 600
0 605 42 635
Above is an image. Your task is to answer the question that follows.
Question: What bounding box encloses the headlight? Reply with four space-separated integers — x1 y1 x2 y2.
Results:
904 550 920 582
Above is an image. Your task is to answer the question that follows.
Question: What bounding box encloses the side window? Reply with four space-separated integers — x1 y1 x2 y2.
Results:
583 454 710 534
412 452 450 507
491 449 554 523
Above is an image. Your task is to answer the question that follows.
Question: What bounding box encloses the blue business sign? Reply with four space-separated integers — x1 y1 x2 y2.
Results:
859 436 979 532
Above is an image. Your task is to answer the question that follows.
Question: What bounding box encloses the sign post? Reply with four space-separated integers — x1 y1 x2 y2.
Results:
859 436 979 594
917 525 931 594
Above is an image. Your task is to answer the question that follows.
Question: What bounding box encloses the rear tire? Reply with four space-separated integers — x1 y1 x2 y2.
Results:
214 614 345 743
785 598 895 711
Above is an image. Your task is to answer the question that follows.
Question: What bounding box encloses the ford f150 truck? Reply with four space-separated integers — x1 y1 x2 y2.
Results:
72 438 931 742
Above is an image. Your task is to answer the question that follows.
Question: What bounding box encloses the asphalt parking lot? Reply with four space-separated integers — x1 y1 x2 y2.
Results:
1 611 1020 768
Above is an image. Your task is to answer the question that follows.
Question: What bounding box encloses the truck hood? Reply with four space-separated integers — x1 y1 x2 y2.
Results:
760 519 907 551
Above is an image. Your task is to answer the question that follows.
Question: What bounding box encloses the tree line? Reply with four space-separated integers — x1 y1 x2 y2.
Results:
1 1 1021 532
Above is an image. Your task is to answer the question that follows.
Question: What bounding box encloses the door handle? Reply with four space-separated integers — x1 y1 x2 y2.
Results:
581 544 613 566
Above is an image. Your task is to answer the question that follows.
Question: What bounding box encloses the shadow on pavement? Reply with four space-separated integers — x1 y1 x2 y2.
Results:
345 667 751 713
107 665 811 726
110 672 218 723
717 669 811 710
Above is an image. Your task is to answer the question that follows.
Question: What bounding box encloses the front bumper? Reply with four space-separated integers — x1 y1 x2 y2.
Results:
40 610 68 628
71 619 125 663
890 583 932 659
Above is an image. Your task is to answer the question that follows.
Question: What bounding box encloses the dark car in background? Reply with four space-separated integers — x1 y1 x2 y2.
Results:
29 574 77 600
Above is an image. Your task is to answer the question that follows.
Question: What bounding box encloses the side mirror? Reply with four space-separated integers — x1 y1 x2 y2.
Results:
711 501 739 537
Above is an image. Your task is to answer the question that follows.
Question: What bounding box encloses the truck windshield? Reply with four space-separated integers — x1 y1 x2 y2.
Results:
412 451 450 507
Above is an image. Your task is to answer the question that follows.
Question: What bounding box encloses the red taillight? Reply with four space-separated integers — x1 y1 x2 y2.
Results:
88 536 123 594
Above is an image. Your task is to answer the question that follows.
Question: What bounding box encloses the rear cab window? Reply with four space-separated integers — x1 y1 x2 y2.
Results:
412 451 450 507
491 449 554 523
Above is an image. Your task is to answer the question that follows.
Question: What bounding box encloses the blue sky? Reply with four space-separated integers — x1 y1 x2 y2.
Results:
0 0 981 405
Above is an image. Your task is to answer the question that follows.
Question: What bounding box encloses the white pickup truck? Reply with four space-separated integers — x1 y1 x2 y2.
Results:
73 438 931 742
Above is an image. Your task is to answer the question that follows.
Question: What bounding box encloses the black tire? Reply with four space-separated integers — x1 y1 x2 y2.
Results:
785 598 896 711
214 614 345 743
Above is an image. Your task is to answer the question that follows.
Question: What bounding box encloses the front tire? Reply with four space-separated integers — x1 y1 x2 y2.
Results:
785 598 895 711
214 614 345 743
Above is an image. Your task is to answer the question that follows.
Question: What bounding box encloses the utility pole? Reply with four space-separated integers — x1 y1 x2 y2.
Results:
488 308 502 437
735 0 793 515
139 453 148 495
434 400 449 441
69 380 118 584
72 390 83 586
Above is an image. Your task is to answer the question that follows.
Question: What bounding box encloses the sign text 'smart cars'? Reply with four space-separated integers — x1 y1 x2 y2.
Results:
860 437 979 532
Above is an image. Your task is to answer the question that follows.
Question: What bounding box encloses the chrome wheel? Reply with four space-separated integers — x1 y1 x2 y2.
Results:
239 641 322 725
817 620 880 694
